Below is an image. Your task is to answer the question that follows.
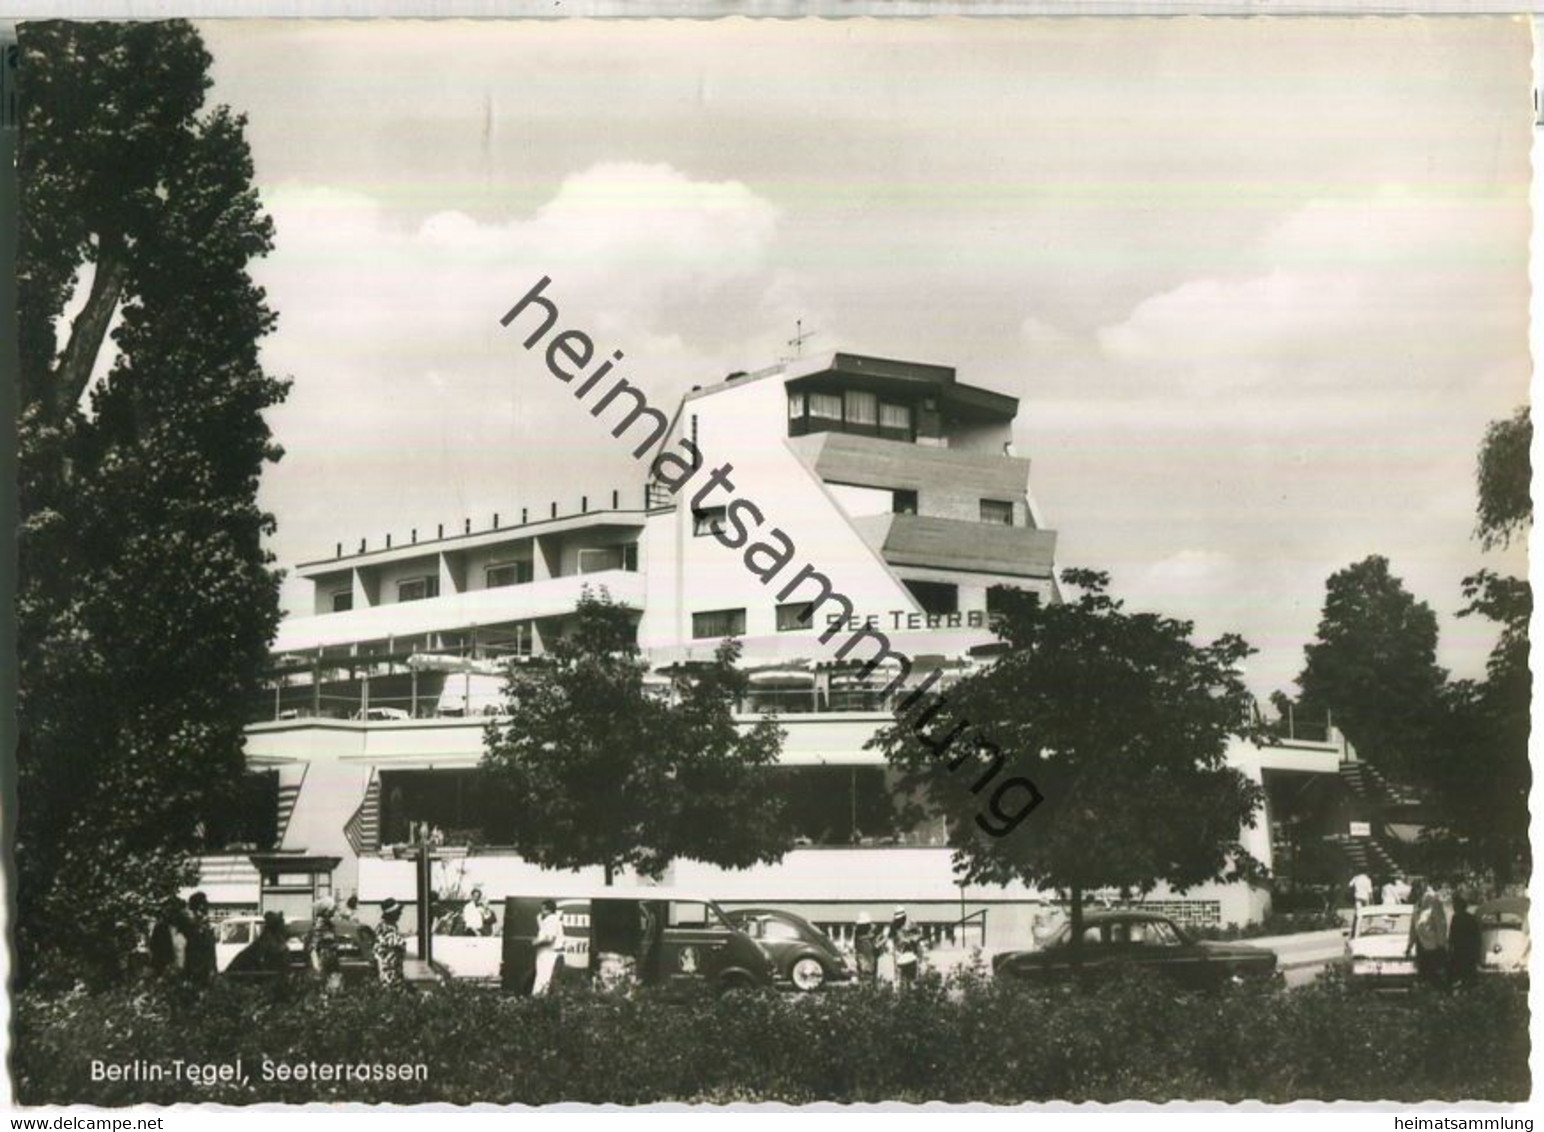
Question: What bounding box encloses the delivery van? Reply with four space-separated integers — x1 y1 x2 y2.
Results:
501 885 775 994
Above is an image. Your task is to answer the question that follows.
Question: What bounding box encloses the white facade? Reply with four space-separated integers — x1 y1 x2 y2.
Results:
224 352 1346 947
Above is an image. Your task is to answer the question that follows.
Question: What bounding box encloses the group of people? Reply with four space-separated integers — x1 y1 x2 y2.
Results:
1349 871 1486 988
1348 871 1412 910
148 890 219 985
851 906 927 987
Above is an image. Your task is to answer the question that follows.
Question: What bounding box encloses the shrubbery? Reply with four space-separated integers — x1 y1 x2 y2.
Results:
14 970 1528 1105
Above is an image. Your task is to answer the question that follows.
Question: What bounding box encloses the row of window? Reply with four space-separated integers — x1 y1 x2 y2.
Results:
328 546 639 611
693 496 1012 538
788 390 915 441
690 583 1031 639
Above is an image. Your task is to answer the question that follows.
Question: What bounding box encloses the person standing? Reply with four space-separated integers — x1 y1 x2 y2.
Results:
1350 871 1373 910
1446 895 1483 988
374 898 408 989
462 887 495 937
887 906 923 987
183 892 218 987
227 911 293 981
853 912 878 985
532 900 565 995
306 900 343 993
149 896 189 978
1406 882 1449 987
1380 876 1402 907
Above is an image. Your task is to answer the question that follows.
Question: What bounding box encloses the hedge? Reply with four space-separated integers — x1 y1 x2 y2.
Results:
12 970 1529 1105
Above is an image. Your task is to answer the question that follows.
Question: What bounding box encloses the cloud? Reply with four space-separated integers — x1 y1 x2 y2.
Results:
1091 185 1527 397
252 162 815 614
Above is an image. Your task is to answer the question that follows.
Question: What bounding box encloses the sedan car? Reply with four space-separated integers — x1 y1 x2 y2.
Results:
1477 896 1529 978
726 908 852 991
992 910 1278 990
1345 904 1416 987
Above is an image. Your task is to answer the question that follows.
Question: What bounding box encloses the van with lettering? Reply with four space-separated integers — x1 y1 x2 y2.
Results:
501 885 775 994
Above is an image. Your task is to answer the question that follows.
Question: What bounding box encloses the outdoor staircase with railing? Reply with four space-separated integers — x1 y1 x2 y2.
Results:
1338 759 1422 808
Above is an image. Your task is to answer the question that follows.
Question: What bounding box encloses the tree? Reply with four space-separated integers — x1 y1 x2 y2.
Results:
869 571 1265 967
481 590 792 884
17 21 288 984
1474 405 1530 550
1290 556 1448 782
1427 406 1532 884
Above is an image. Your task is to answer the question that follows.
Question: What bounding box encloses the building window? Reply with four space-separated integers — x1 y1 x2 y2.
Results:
844 390 878 427
485 561 534 589
397 575 440 603
979 499 1014 526
905 580 958 616
692 608 746 639
776 601 816 632
879 402 913 438
578 546 626 574
693 506 728 537
788 392 807 420
331 590 354 613
987 584 1036 617
808 392 843 421
892 489 918 515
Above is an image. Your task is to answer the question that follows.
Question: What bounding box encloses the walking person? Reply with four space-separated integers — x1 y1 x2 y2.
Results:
853 912 879 985
1446 894 1483 989
1406 881 1449 987
183 891 218 987
531 899 565 996
373 898 408 989
1349 870 1373 916
306 900 344 993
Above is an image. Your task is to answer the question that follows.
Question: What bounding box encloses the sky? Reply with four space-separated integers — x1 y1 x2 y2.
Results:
198 17 1533 701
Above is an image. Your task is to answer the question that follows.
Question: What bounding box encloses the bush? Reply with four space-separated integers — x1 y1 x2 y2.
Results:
1192 910 1347 941
12 970 1529 1105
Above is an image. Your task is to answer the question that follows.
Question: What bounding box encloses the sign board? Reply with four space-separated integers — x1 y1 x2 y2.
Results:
1349 821 1372 838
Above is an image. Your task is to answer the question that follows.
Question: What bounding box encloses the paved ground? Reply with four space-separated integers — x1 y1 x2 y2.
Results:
1249 928 1348 988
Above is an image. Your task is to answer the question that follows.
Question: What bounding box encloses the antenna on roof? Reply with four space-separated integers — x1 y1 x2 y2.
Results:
787 319 818 359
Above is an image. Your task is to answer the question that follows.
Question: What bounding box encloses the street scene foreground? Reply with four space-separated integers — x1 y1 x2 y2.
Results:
12 966 1530 1106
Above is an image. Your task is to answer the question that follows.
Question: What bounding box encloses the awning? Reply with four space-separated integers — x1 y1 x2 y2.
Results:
407 653 508 677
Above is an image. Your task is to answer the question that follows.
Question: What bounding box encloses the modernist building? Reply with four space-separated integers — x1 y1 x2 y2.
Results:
209 352 1359 948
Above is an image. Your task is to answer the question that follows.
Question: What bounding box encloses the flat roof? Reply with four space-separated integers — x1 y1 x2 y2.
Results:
297 507 656 577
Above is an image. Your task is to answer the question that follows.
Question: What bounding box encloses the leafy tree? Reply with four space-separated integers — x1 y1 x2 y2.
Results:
1474 405 1530 550
481 590 792 884
1290 556 1448 782
17 21 288 984
869 571 1266 966
1427 406 1532 884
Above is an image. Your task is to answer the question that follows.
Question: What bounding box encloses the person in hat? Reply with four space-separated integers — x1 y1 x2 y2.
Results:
853 912 879 984
306 899 343 993
885 905 924 988
182 891 218 987
373 898 408 989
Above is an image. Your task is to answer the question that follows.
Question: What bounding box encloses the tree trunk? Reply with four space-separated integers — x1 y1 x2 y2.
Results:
51 236 128 416
1069 881 1084 979
604 861 614 886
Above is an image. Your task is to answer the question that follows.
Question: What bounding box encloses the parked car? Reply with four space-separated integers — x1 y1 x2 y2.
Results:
992 909 1278 990
1345 904 1416 987
1477 896 1529 978
501 886 776 994
726 908 852 991
217 914 376 980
